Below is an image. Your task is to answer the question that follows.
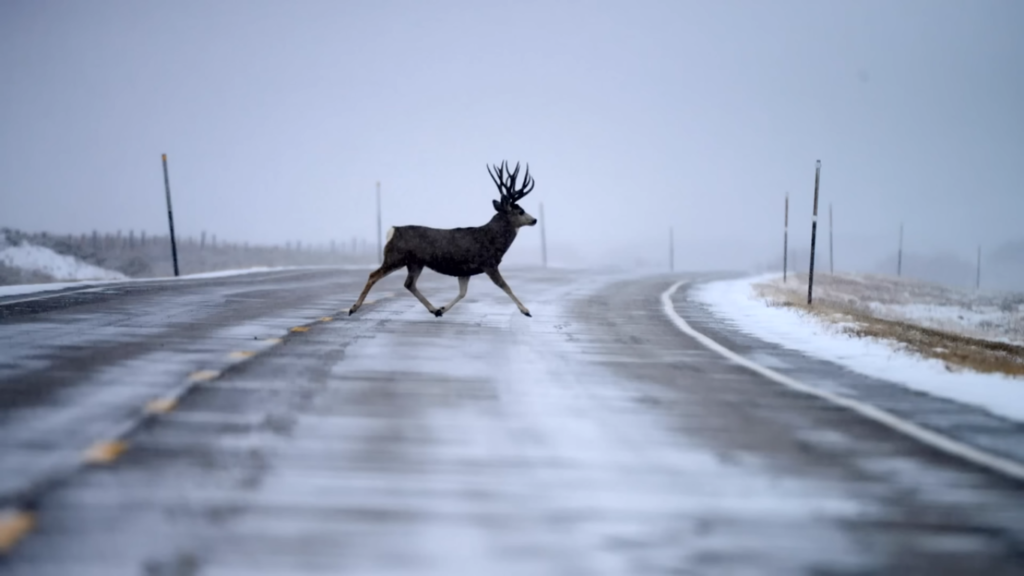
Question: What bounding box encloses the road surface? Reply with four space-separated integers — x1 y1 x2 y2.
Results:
1 267 1023 575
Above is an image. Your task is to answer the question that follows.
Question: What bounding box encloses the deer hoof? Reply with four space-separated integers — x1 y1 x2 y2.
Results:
433 309 444 318
522 310 532 318
348 307 357 316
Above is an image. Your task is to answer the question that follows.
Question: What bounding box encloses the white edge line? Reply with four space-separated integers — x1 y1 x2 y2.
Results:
0 286 109 306
660 279 1024 483
0 266 351 306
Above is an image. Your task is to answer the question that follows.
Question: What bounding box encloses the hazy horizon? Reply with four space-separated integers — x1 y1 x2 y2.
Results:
3 0 1022 273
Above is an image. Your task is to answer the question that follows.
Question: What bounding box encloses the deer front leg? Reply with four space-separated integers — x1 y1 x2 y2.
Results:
439 276 470 314
349 263 401 316
404 264 442 317
484 268 531 317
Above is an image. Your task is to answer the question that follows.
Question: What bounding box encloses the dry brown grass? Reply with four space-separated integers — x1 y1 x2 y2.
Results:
755 276 1024 378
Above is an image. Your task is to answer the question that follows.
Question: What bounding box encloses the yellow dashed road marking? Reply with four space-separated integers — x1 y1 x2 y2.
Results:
290 326 309 333
143 398 177 414
320 317 334 322
83 440 128 465
188 370 221 382
0 510 34 554
265 338 283 344
228 350 256 360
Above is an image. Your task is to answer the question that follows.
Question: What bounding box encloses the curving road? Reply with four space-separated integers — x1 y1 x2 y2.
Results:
1 268 1023 575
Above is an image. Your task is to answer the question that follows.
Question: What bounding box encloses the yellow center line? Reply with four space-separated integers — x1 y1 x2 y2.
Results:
228 350 256 360
83 440 128 465
143 398 177 414
0 510 35 554
188 370 221 383
290 326 309 333
320 316 334 322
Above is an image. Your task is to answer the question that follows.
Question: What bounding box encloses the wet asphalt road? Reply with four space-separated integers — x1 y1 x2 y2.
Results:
1 267 1023 575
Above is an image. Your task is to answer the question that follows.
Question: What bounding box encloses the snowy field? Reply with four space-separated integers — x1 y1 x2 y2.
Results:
0 228 380 285
760 272 1024 345
0 241 127 282
693 274 1024 424
0 237 379 298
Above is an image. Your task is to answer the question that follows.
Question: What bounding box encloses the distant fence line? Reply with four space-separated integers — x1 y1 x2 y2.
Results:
2 227 379 279
14 229 375 257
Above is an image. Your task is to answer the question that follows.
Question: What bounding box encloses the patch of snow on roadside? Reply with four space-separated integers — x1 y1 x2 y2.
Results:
692 275 1024 424
0 242 126 281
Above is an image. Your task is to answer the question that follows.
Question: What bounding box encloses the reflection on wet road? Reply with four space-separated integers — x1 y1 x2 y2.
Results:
1 268 1023 574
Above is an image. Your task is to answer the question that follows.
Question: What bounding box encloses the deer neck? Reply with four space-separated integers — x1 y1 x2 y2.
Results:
484 214 519 254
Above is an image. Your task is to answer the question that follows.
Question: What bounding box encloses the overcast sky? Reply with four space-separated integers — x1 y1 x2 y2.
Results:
2 0 1022 270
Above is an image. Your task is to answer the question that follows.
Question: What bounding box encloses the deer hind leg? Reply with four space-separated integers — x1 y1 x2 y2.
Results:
349 261 402 316
484 268 531 317
404 264 442 317
439 276 470 314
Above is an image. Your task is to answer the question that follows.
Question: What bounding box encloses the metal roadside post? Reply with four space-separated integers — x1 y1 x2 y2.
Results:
976 245 982 290
669 226 674 272
898 223 904 277
162 154 180 277
807 160 821 305
783 193 789 282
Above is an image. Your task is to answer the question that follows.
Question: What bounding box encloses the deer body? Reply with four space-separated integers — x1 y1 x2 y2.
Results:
348 161 538 318
386 217 519 277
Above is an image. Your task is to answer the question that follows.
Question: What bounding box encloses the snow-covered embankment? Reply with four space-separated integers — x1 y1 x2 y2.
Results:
691 274 1024 424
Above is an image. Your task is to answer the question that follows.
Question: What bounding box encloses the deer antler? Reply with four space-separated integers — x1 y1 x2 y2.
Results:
487 162 507 201
513 163 534 202
487 161 535 206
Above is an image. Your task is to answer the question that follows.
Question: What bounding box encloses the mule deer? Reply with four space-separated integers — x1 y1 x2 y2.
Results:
348 161 538 318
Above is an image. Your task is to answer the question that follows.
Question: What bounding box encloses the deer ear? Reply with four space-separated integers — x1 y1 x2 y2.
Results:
492 199 504 212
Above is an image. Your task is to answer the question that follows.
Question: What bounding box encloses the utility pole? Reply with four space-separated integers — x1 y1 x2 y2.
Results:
539 202 548 268
807 160 821 305
897 223 903 277
829 203 834 275
669 226 675 272
783 193 789 283
161 154 180 277
376 181 382 265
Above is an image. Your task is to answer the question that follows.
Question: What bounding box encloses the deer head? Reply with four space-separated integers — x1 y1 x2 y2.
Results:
487 161 538 228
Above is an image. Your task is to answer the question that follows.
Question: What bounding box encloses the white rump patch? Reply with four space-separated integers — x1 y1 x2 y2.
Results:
386 227 395 243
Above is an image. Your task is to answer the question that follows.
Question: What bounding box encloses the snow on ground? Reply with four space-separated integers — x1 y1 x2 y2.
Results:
0 242 126 282
0 237 382 299
757 272 1024 345
692 274 1024 424
866 302 1022 346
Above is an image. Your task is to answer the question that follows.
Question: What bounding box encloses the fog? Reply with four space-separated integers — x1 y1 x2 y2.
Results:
2 0 1022 278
